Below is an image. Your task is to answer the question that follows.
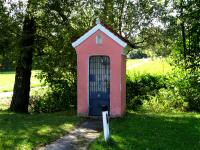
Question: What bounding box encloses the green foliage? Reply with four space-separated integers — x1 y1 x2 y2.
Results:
30 80 76 113
186 75 200 111
168 0 200 70
126 73 167 110
90 111 200 150
127 49 148 59
140 27 173 57
127 66 200 113
142 88 187 112
126 57 200 113
168 0 200 112
167 68 200 112
30 0 79 112
0 0 21 71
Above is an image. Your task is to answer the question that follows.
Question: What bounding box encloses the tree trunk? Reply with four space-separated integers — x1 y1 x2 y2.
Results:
10 16 36 113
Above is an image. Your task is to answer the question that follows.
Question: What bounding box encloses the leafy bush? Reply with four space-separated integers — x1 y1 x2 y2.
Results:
126 56 200 112
127 49 148 59
126 73 167 110
167 68 200 112
131 68 200 113
142 88 187 112
30 80 76 113
32 35 77 112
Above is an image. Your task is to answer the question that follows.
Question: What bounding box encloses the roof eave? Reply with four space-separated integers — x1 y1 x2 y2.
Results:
72 24 127 48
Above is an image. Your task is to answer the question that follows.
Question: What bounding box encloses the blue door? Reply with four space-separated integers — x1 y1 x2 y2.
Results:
89 56 110 116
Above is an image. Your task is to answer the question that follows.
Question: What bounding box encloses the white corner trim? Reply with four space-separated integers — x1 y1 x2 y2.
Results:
72 24 127 48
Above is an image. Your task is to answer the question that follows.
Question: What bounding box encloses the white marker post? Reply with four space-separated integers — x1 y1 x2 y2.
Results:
102 105 110 141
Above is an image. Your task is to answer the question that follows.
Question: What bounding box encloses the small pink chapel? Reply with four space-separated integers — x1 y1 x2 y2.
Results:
72 19 133 117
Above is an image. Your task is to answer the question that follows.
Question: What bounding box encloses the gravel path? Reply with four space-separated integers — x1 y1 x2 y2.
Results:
37 119 102 150
0 86 46 99
0 91 13 98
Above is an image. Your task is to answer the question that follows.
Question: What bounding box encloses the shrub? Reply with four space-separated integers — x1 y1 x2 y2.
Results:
126 60 200 112
167 68 200 112
30 80 76 113
127 49 148 59
183 75 200 112
126 73 167 110
142 88 187 112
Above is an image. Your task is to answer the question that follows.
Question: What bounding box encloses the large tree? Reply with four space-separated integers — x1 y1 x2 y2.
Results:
10 0 36 113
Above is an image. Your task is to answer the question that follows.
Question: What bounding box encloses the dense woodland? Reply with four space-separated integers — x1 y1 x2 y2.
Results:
0 0 199 113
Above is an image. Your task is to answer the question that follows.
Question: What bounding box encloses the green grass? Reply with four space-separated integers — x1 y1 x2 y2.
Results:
0 89 81 149
0 70 42 92
0 110 81 150
90 111 200 150
126 59 144 69
127 58 172 75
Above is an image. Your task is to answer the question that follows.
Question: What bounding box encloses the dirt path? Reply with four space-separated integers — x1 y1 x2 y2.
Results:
37 120 102 150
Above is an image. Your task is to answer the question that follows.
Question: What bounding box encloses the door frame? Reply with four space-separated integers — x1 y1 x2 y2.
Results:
88 55 111 116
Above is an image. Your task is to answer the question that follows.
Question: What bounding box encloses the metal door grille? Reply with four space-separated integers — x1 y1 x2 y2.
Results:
89 56 110 116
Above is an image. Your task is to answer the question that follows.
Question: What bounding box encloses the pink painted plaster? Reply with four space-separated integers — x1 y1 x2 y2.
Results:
74 30 126 117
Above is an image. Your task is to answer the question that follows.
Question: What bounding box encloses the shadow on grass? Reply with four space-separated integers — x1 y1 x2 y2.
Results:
90 111 200 150
0 110 81 149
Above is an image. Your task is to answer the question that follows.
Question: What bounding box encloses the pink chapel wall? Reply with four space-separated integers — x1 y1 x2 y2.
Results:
75 30 126 117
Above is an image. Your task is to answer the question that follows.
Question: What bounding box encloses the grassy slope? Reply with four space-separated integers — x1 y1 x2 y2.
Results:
127 58 172 75
0 110 81 150
90 111 200 150
0 70 42 92
126 59 144 69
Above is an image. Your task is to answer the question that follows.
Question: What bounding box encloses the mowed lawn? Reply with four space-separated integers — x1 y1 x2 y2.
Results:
127 58 172 75
0 82 81 150
0 70 42 92
0 110 81 149
90 111 200 150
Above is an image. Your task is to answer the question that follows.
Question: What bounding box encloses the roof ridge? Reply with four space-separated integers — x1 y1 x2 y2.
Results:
72 21 135 48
